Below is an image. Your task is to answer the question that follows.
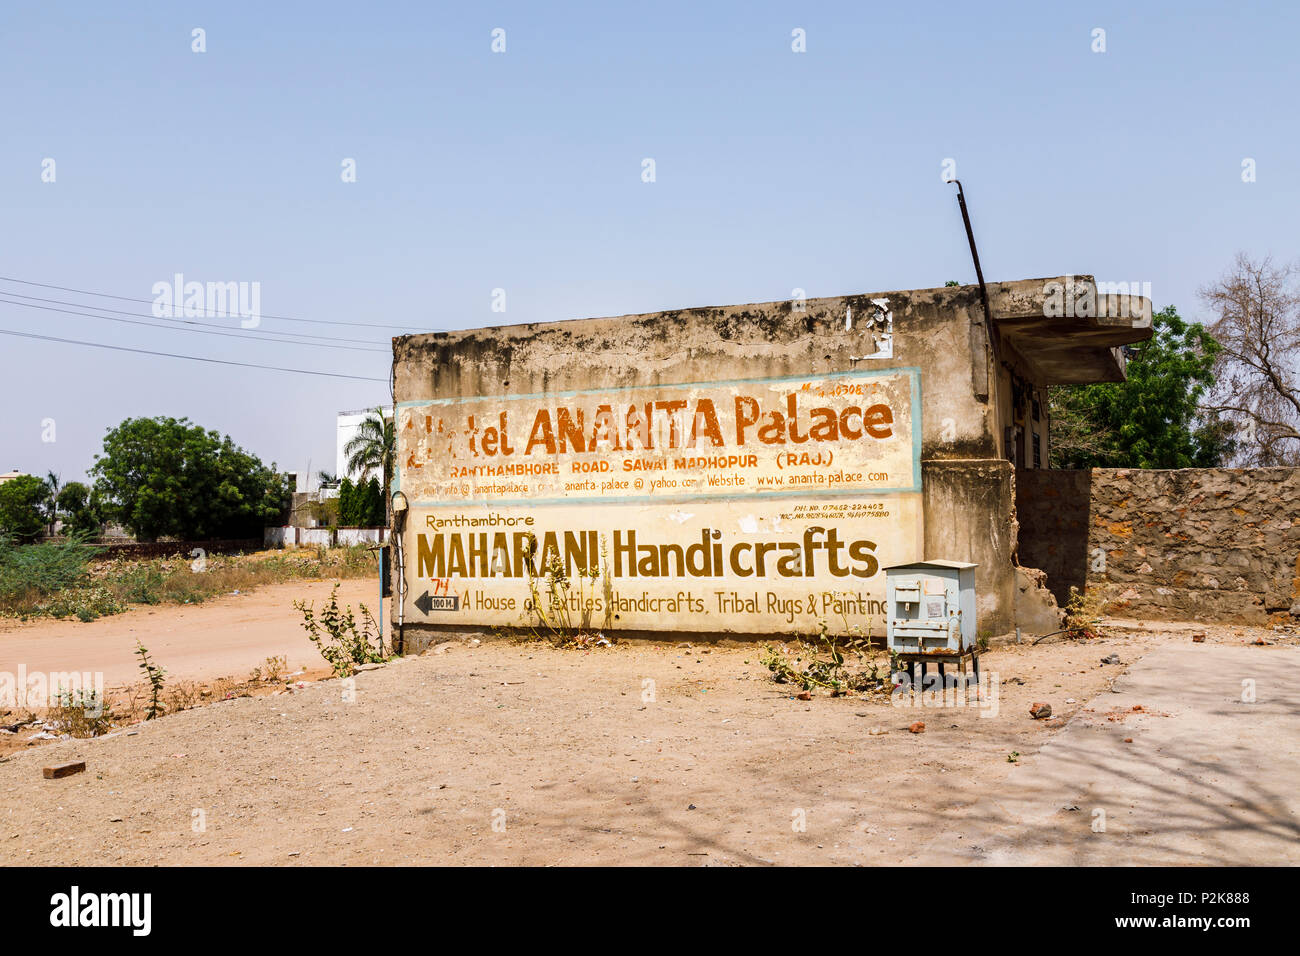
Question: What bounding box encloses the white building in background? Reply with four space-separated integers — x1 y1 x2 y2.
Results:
336 407 391 484
282 471 309 493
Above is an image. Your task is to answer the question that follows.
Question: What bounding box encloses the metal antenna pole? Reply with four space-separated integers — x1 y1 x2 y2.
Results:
949 179 992 330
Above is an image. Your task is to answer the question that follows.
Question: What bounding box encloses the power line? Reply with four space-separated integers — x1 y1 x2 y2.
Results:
0 298 388 353
0 327 389 382
0 274 446 332
0 290 389 346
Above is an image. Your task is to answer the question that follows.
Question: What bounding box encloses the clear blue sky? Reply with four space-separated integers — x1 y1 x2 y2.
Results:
2 1 1295 485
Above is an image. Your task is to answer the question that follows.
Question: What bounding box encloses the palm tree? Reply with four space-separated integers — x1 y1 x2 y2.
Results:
43 471 61 537
343 408 395 520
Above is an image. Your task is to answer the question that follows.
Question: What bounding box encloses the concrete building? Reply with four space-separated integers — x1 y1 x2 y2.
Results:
389 276 1150 651
335 408 371 482
336 407 390 483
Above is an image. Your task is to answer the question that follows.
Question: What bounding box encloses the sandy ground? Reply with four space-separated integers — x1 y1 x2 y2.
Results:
2 606 1295 866
0 579 385 689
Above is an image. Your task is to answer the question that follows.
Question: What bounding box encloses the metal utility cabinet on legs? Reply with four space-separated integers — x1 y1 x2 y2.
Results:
885 560 979 689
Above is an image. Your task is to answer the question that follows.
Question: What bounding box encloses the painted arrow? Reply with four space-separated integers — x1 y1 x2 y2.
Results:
414 591 434 615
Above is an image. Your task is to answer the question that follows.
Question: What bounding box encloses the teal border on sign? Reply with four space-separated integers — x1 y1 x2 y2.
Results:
396 367 923 507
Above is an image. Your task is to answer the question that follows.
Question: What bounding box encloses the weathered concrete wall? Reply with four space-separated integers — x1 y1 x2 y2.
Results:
922 459 1017 635
288 491 316 528
265 526 388 548
1018 468 1300 624
337 527 388 546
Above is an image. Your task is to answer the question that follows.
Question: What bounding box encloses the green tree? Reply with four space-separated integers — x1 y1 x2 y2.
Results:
89 416 290 541
1050 306 1229 468
343 408 395 521
363 476 384 526
57 481 104 538
338 477 357 526
0 475 48 542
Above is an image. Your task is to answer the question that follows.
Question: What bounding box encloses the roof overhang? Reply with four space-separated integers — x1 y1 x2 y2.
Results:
984 275 1153 384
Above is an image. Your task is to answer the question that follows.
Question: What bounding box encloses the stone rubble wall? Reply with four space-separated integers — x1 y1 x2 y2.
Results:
1016 468 1300 624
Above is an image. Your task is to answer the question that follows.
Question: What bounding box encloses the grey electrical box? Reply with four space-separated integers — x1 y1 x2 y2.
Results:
885 560 977 655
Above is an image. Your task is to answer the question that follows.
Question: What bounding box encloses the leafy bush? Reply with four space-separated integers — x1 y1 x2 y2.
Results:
760 621 893 695
49 687 114 737
522 548 605 646
293 584 385 677
0 535 101 611
250 655 287 683
1061 586 1102 640
116 565 167 605
33 585 126 622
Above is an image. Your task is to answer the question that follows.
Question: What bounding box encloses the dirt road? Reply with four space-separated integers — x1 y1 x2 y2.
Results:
5 616 1294 866
0 579 384 688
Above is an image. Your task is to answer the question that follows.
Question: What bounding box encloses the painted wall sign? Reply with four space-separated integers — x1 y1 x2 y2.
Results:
398 368 923 635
